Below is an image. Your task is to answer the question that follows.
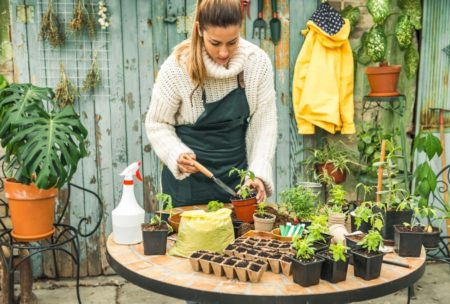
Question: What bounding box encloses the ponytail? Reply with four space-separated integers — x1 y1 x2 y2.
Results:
174 0 242 88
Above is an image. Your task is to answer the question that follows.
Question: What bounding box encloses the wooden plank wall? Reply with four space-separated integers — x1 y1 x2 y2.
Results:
5 0 318 277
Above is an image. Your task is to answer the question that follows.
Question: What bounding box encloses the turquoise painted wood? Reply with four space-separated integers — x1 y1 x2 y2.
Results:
8 0 317 276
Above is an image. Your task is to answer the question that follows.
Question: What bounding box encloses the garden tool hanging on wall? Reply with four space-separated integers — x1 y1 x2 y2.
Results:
241 0 251 20
252 0 266 39
269 0 281 45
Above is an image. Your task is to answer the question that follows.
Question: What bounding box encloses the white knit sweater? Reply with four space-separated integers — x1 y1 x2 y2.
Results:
145 38 277 196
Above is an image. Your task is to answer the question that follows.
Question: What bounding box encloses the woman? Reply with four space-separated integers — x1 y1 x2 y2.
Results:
145 0 277 207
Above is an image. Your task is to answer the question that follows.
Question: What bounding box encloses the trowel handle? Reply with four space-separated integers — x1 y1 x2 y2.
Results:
182 155 213 178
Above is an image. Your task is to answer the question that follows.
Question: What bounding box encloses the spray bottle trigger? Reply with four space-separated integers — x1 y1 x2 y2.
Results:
135 168 143 182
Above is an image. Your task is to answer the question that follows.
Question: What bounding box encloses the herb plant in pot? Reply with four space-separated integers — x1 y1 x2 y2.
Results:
290 237 324 287
279 185 318 225
141 214 173 255
352 229 384 280
229 167 257 223
0 83 87 241
347 0 421 96
318 241 350 283
253 202 276 232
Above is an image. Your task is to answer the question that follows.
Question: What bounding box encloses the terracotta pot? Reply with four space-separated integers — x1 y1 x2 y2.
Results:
365 65 402 97
5 179 57 242
168 212 181 232
231 196 257 223
316 163 346 184
271 228 293 242
253 213 276 232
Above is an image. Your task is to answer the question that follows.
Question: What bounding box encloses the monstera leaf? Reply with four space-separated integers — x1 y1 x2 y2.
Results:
8 105 87 189
0 84 54 146
367 0 390 25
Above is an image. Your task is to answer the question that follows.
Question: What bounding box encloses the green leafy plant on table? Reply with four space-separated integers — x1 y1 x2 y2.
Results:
353 201 384 232
279 185 317 222
149 214 173 233
357 229 383 253
329 241 349 262
207 200 224 212
256 202 267 217
293 237 316 261
156 192 173 218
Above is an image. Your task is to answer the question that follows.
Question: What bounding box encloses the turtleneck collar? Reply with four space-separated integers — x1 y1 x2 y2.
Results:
202 38 253 79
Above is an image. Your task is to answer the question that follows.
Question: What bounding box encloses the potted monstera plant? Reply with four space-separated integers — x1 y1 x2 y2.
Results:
0 83 87 241
343 0 421 96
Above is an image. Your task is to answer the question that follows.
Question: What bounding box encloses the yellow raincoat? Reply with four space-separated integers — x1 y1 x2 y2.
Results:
292 18 355 134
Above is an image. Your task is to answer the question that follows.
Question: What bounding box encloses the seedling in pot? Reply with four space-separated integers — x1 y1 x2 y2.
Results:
353 229 384 280
156 192 173 219
319 241 350 283
141 214 173 256
229 167 257 199
291 237 324 287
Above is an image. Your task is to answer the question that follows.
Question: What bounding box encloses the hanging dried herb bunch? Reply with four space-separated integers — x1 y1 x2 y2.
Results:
82 52 101 92
98 1 110 29
70 0 87 33
55 63 78 108
40 0 65 47
86 0 97 40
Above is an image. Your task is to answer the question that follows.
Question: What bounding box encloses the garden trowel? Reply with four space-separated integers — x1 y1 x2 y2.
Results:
183 155 237 197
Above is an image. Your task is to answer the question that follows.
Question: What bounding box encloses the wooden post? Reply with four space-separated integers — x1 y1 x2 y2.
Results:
376 140 387 204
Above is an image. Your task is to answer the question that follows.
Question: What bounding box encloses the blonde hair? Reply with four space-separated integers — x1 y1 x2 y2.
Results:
174 0 242 88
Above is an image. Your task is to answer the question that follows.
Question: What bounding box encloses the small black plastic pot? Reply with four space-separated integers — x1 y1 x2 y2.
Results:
352 249 383 281
232 220 244 238
374 207 413 241
141 224 168 255
290 256 324 287
394 225 424 257
422 227 441 249
312 241 328 253
318 252 350 283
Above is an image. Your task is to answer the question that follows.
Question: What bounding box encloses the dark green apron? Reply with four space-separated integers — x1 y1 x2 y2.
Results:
162 71 249 207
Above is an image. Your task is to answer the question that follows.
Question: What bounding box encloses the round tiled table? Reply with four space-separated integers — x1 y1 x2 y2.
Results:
106 234 426 304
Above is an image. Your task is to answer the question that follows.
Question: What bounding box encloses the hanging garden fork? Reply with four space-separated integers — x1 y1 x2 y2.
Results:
252 0 267 39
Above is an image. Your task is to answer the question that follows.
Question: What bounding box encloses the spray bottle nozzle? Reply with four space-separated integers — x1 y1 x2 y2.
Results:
120 161 143 184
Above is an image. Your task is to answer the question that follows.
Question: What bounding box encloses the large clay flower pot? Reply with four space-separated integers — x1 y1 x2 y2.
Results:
231 196 257 223
365 65 402 97
5 179 57 241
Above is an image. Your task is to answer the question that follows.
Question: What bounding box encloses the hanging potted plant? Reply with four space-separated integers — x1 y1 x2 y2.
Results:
290 237 324 287
141 214 173 255
352 229 384 280
318 241 350 283
344 0 421 96
253 202 276 232
229 167 257 223
0 83 87 241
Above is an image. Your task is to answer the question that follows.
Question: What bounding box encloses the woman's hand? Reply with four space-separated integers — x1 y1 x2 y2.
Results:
177 153 198 174
244 178 266 203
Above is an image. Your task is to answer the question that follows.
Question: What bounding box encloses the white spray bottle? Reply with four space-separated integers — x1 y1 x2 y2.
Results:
112 161 145 244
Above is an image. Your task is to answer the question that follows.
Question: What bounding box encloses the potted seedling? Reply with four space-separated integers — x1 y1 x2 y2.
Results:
253 202 276 232
375 141 413 241
412 131 443 248
0 83 87 241
318 241 350 283
290 237 324 287
156 192 173 221
207 200 224 212
141 214 173 255
352 229 384 280
229 167 257 223
279 185 318 225
305 222 329 253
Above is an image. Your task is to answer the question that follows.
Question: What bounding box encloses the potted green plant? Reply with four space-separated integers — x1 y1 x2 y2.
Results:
343 0 421 96
279 185 318 225
375 141 413 240
290 237 324 287
253 202 276 232
318 241 350 283
207 200 224 212
302 142 356 184
0 83 87 241
229 167 257 223
412 131 443 248
141 214 173 255
352 229 384 280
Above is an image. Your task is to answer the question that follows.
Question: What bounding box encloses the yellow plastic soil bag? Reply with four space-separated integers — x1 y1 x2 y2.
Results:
168 208 234 257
